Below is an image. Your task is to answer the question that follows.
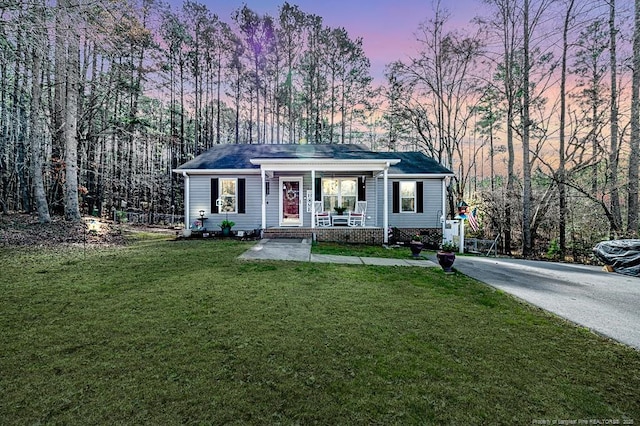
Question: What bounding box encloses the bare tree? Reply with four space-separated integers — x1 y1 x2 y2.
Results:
277 2 306 143
57 0 81 221
522 0 533 256
30 0 51 223
478 0 521 254
234 6 275 144
557 0 577 257
607 0 623 235
386 4 483 216
627 0 640 235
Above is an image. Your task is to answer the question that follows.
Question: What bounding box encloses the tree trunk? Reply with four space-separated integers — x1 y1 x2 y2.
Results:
61 0 81 222
489 123 495 192
51 0 67 215
559 0 575 257
522 0 532 257
0 17 8 213
179 56 186 162
505 66 515 256
14 30 30 212
627 0 640 236
608 0 622 236
30 4 51 223
216 55 222 144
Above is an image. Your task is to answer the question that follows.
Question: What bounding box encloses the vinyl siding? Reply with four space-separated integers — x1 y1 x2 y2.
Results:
188 172 315 230
376 177 443 228
365 180 377 226
187 173 444 230
187 174 263 230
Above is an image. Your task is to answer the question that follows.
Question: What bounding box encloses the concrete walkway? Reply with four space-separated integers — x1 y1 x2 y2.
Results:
238 238 438 267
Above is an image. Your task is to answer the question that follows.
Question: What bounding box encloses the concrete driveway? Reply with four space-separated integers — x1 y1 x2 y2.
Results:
451 256 640 350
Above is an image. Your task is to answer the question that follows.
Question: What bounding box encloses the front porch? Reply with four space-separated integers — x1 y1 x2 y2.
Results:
252 156 399 244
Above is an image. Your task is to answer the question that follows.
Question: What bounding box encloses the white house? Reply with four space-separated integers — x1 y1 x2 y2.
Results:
174 144 453 245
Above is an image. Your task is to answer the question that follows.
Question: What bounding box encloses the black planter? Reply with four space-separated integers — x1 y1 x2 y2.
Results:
436 251 456 273
409 242 424 257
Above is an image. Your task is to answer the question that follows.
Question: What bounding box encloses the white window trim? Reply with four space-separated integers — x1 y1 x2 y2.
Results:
321 177 358 209
218 178 238 214
400 181 416 213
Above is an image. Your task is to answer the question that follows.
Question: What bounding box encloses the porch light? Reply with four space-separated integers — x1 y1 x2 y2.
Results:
199 210 205 219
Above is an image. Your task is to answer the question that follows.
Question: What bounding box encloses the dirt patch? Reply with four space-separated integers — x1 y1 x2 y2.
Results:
0 213 175 248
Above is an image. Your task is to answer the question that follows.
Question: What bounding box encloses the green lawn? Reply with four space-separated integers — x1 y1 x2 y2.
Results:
1 237 639 424
312 241 428 259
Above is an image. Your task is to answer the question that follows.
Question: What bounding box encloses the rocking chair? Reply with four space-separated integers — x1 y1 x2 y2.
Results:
314 201 331 227
348 201 367 227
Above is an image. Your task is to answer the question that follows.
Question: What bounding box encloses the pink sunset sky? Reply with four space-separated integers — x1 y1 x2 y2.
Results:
168 0 485 82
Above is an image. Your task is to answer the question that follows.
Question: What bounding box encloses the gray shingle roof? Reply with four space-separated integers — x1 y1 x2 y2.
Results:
176 144 453 175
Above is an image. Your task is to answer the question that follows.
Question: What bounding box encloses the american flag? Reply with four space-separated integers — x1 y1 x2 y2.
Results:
468 207 479 232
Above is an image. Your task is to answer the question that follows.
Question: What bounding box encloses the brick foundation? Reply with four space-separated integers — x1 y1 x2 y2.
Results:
262 227 442 246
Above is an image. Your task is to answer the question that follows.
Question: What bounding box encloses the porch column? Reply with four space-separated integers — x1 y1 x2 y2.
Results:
311 169 316 229
261 168 267 230
383 163 389 244
182 172 189 228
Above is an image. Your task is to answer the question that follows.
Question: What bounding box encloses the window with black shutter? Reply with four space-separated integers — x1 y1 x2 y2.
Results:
211 178 219 214
358 176 366 201
315 177 322 201
238 178 246 214
213 178 241 214
392 181 400 213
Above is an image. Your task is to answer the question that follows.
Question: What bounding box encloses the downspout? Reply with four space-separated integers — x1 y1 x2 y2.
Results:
383 162 389 244
182 171 190 228
261 168 266 230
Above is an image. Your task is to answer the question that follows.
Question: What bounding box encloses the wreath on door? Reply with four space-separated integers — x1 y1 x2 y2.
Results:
286 188 297 201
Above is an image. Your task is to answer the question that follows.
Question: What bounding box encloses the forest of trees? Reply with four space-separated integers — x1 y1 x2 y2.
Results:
0 0 374 220
1 0 639 259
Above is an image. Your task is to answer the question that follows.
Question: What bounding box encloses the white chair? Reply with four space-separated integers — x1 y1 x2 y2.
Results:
348 201 367 227
314 201 331 227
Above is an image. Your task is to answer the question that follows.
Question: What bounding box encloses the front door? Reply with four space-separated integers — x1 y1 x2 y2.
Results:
280 177 303 227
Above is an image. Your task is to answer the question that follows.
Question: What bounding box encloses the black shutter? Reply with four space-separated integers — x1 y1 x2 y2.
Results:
358 177 366 201
392 181 400 213
315 177 322 201
211 178 219 213
238 178 246 214
416 181 424 213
